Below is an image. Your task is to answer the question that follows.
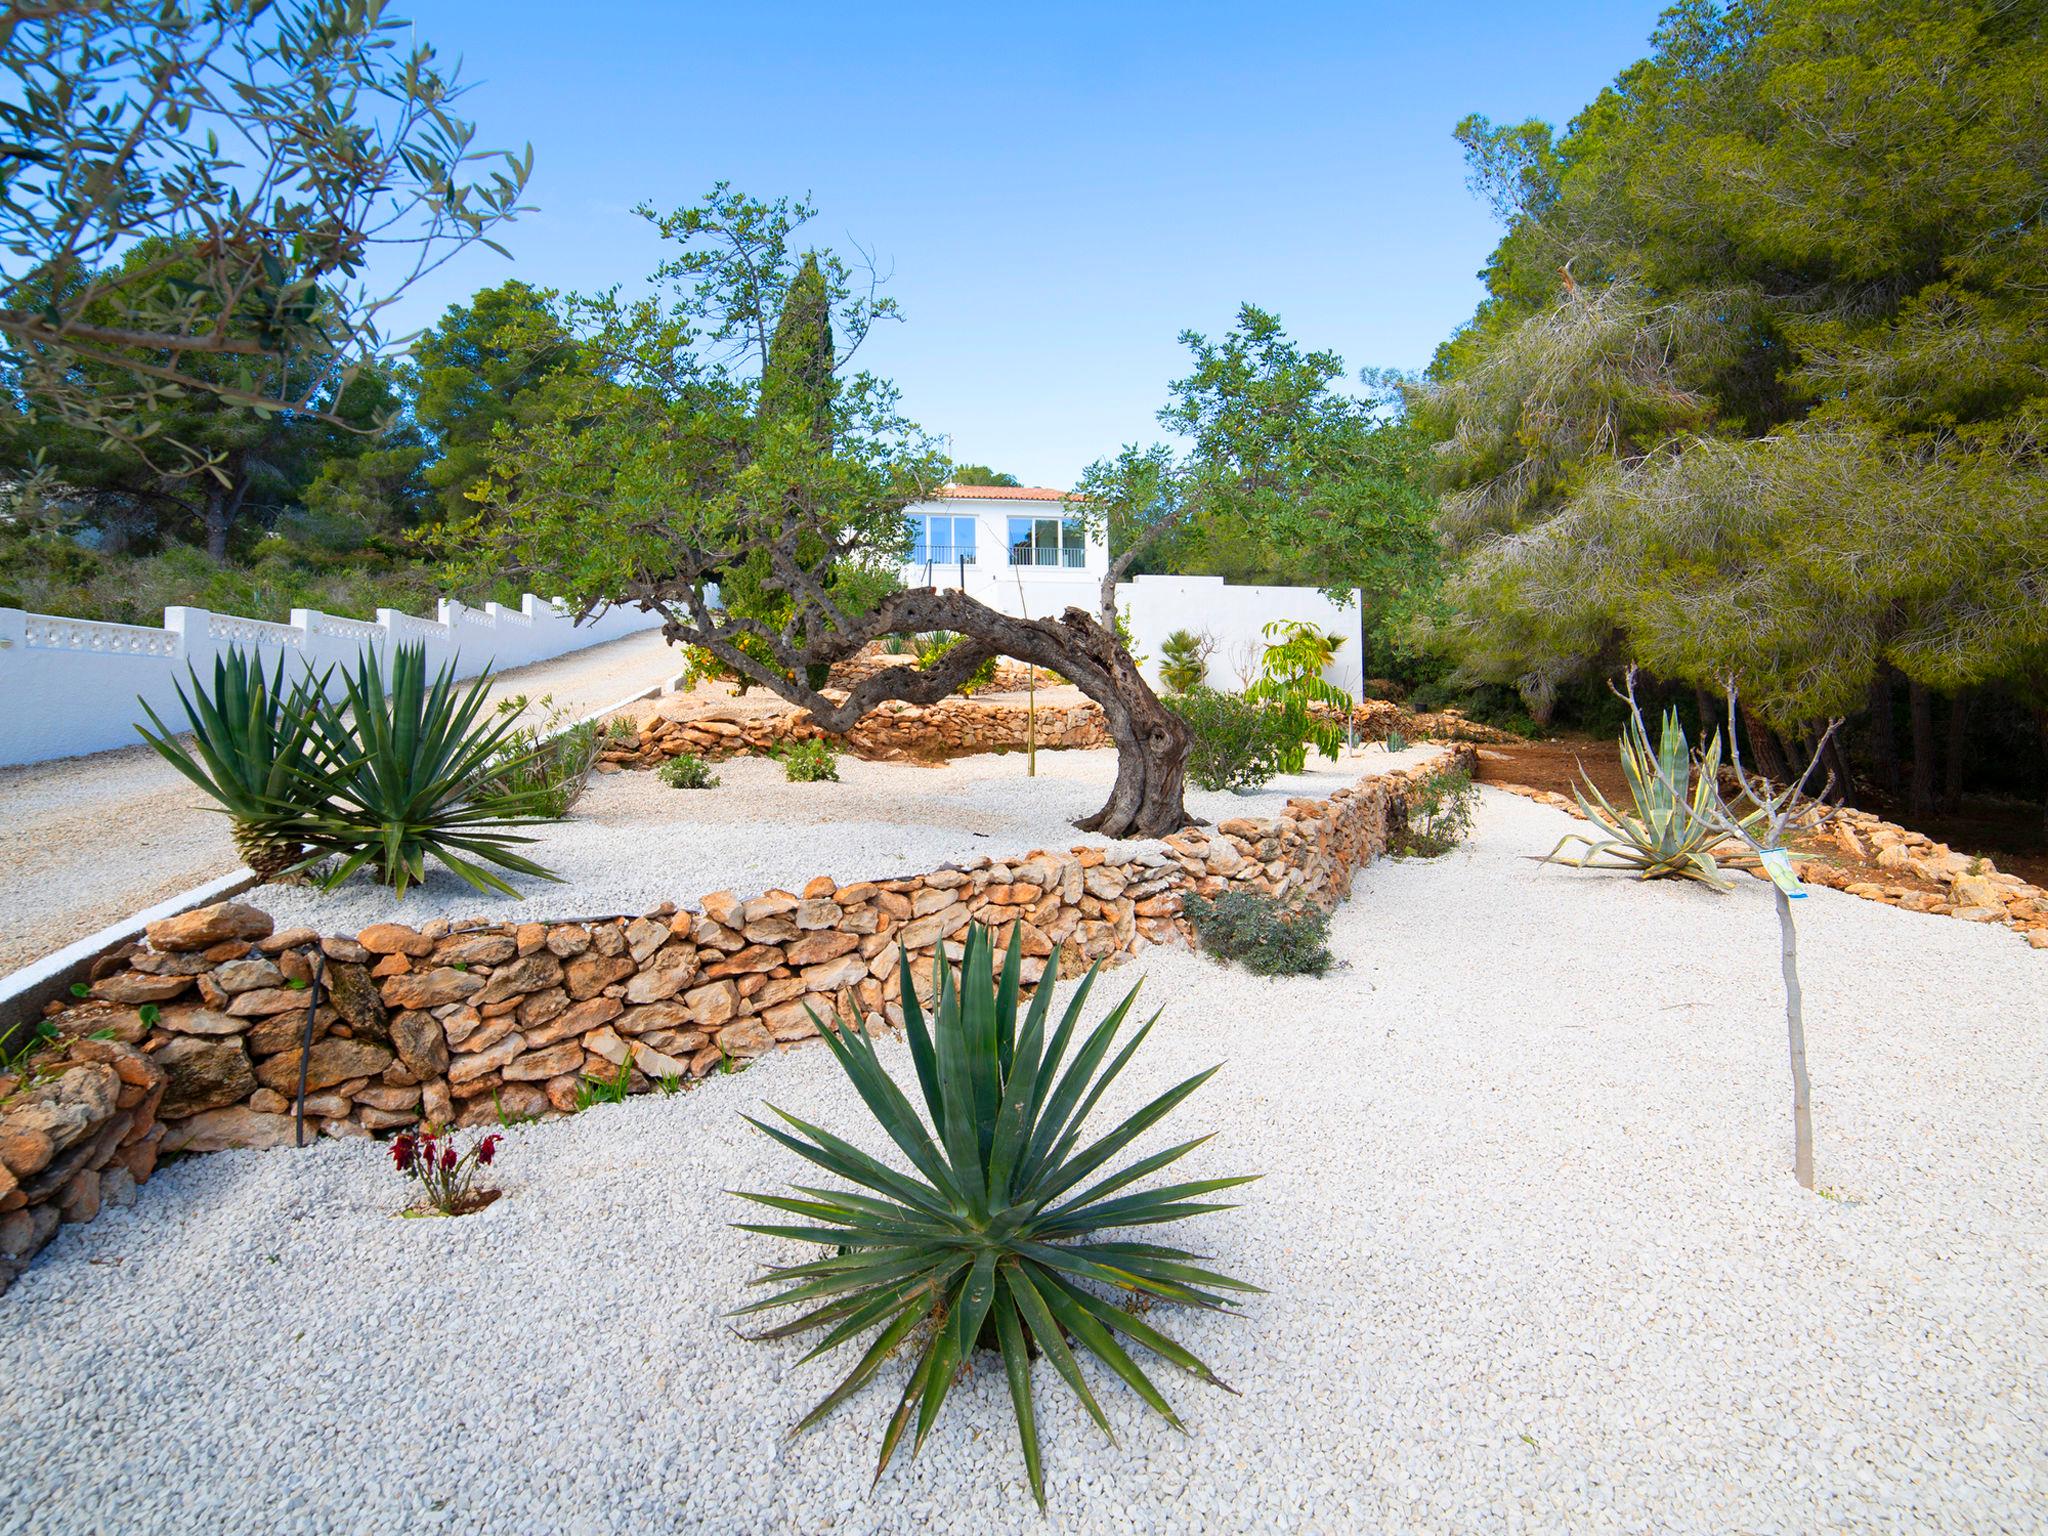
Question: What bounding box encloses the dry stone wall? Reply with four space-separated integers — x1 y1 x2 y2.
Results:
600 694 1508 770
3 749 1471 1289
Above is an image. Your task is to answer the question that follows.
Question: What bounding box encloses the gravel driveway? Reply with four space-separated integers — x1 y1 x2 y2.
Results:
0 629 680 975
3 789 2042 1533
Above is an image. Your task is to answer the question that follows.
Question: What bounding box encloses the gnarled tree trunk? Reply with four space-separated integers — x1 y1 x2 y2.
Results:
647 586 1193 839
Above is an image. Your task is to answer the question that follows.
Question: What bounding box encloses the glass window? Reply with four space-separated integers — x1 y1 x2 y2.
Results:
1007 514 1088 567
907 514 976 566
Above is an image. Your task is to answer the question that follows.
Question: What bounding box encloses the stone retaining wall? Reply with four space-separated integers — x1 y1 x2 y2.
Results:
602 694 1111 767
1 748 1472 1289
600 695 1510 769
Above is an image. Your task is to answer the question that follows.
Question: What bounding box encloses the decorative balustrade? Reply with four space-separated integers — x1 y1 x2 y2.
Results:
0 592 662 766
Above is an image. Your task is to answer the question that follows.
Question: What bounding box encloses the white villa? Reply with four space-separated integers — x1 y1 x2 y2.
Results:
899 485 1108 620
899 482 1371 696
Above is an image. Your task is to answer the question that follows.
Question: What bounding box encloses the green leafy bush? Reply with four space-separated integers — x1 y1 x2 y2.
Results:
1164 687 1288 792
915 631 999 694
1391 767 1479 858
774 737 840 782
657 753 721 789
1182 890 1333 976
1243 620 1352 773
483 694 602 819
734 923 1258 1509
1159 628 1212 694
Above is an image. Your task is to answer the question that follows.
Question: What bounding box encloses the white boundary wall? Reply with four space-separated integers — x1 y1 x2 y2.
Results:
1121 575 1365 696
0 596 662 767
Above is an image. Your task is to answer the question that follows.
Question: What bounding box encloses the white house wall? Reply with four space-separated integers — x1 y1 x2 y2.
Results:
0 596 662 767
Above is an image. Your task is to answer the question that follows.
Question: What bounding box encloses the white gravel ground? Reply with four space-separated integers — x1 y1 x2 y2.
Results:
4 788 2044 1535
250 742 1445 931
0 629 682 975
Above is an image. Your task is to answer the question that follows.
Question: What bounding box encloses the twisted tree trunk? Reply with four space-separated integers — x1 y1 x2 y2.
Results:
650 587 1193 839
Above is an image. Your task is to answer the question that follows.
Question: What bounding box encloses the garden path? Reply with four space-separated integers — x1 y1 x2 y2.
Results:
0 629 681 976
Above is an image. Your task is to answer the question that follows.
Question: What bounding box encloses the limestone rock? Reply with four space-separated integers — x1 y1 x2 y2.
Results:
253 1037 394 1095
322 961 390 1042
356 922 434 957
391 1010 450 1079
155 1037 256 1118
161 1106 301 1153
211 957 285 994
91 971 194 1005
145 902 273 953
383 967 486 1011
155 1005 251 1037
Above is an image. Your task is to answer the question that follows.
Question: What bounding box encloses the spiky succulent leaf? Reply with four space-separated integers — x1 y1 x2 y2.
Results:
1543 708 1770 887
135 645 337 877
734 922 1258 1507
288 642 564 895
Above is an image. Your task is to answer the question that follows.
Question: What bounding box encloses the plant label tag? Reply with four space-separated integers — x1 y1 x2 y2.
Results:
1759 848 1807 897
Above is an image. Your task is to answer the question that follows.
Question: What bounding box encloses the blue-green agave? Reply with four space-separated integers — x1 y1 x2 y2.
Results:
1544 707 1766 887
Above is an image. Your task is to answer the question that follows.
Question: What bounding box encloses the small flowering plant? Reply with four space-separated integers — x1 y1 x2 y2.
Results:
391 1129 504 1217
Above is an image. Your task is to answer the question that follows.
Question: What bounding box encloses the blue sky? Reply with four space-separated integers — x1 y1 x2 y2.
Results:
398 1 1667 485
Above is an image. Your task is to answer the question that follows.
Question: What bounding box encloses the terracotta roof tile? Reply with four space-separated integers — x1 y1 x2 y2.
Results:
934 484 1070 501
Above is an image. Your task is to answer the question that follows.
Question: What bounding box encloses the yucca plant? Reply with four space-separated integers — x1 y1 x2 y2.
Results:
733 923 1259 1509
136 647 333 880
295 643 562 896
1543 706 1767 887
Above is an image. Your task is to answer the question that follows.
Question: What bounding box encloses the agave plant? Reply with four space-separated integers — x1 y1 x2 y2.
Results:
733 923 1259 1508
295 643 562 896
136 647 332 880
1543 707 1767 886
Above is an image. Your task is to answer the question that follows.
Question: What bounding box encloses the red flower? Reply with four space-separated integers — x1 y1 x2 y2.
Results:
441 1146 457 1174
477 1134 501 1166
390 1134 415 1169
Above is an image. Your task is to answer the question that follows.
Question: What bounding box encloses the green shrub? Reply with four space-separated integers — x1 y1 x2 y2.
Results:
483 694 602 818
1384 727 1409 753
657 752 720 789
1159 628 1212 694
1391 767 1479 858
774 736 839 782
1182 890 1333 976
1243 620 1352 773
734 922 1257 1509
915 630 999 694
1164 687 1289 792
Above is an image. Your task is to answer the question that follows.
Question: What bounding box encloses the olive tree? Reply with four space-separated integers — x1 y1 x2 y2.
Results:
437 188 1193 839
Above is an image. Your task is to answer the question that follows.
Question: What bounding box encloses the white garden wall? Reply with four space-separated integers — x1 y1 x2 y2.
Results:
1119 575 1366 697
0 596 662 767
